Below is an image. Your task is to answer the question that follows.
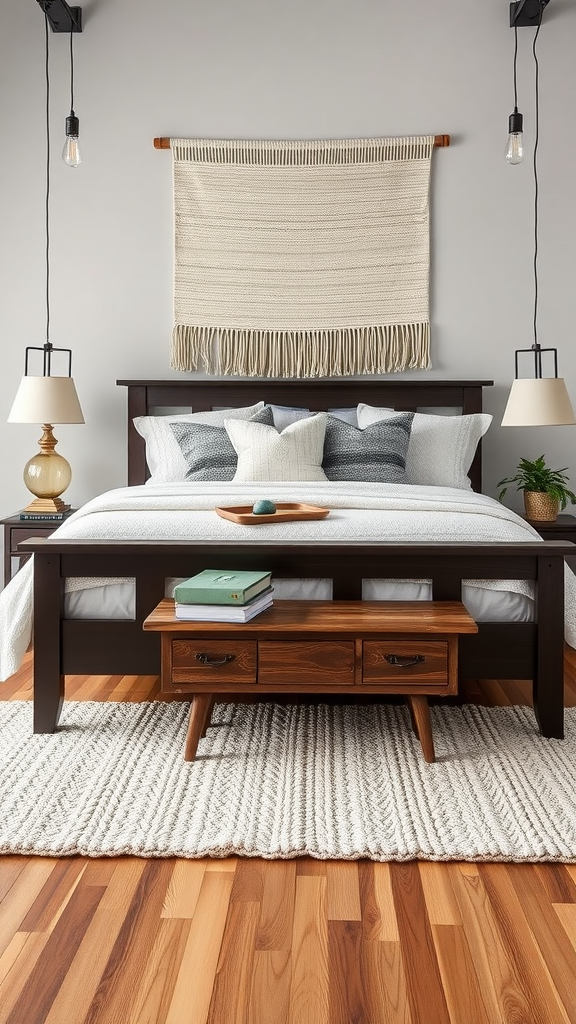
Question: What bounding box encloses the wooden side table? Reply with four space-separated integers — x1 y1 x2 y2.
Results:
523 513 576 544
1 511 76 587
143 599 478 764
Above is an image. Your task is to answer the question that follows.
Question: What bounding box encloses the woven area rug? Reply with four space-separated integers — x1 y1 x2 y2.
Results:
2 700 576 862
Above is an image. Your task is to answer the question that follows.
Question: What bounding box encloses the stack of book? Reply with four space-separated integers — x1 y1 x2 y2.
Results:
173 569 273 622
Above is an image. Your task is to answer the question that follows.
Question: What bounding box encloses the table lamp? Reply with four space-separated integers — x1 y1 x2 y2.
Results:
8 371 84 514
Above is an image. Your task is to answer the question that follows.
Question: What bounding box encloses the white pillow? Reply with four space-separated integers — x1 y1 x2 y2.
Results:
225 413 328 482
134 403 265 483
356 404 492 490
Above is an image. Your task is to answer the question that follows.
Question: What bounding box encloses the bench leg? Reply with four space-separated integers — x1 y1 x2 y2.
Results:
406 696 435 763
184 694 214 761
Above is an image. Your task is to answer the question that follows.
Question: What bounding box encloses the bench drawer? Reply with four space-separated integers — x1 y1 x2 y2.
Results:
258 641 355 686
169 639 257 687
363 640 449 688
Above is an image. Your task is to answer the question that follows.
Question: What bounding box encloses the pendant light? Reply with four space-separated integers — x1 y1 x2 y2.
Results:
502 0 576 427
62 16 81 166
505 24 524 164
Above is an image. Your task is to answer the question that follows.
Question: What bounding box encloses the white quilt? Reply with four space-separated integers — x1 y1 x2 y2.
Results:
2 481 575 681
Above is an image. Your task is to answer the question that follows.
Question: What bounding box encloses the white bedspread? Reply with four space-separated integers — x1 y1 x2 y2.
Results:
2 481 575 680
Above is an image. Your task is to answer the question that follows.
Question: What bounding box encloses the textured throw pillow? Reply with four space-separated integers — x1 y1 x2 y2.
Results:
170 406 273 481
356 404 492 489
226 413 328 482
133 402 265 483
322 413 414 482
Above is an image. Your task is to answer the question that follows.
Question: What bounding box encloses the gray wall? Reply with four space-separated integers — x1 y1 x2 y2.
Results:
1 0 575 552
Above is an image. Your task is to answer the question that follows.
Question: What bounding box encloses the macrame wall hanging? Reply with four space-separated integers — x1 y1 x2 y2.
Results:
160 135 447 378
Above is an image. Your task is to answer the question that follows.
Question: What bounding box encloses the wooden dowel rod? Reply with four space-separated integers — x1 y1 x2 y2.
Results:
153 134 450 150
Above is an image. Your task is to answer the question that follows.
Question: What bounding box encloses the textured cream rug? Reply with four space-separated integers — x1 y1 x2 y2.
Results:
1 700 575 862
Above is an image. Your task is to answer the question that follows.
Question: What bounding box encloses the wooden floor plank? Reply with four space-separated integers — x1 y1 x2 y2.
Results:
359 939 413 1024
390 862 450 1024
248 949 292 1024
255 860 297 952
326 861 362 921
418 861 462 926
287 875 329 1024
207 900 261 1024
161 860 206 919
164 871 234 1024
432 923 492 1024
328 920 370 1024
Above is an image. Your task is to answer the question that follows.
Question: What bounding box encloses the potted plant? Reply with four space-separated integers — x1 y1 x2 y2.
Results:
497 455 576 522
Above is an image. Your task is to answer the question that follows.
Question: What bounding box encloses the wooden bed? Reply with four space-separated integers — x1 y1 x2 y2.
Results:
22 378 572 740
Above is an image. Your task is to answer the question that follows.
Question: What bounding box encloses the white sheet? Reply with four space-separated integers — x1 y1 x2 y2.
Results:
2 480 575 681
63 577 535 624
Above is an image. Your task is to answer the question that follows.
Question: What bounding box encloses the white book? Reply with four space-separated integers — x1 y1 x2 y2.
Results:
174 588 274 622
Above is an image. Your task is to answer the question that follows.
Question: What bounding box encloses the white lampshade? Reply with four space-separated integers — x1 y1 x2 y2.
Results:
501 377 576 426
8 375 84 425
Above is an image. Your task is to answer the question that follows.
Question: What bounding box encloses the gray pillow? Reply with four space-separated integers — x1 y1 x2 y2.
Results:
322 412 414 482
170 406 274 481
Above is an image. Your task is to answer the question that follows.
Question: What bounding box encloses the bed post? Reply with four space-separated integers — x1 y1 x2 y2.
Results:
33 549 64 733
533 551 565 739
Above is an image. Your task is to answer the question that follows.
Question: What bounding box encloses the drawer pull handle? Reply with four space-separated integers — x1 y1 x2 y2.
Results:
384 654 425 669
195 653 235 667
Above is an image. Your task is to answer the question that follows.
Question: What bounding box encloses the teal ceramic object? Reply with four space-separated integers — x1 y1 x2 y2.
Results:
252 499 277 515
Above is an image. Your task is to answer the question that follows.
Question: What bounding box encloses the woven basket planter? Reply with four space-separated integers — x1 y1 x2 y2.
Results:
523 491 559 522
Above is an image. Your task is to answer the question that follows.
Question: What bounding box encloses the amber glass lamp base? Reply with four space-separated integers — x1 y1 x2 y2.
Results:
22 424 72 514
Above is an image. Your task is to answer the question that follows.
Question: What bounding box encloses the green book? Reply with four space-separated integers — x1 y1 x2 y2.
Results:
173 569 272 605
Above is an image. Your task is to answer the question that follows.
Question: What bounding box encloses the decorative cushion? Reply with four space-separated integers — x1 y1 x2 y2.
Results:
133 402 265 483
322 413 414 482
356 404 492 489
170 406 273 481
225 413 328 482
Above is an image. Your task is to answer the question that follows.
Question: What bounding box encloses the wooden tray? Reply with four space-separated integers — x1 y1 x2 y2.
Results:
216 502 330 525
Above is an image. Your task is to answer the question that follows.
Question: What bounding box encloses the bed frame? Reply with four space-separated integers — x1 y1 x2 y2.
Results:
23 378 571 740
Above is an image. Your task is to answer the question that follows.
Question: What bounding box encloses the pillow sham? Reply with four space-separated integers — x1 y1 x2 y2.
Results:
225 413 328 482
322 412 414 482
133 402 265 483
268 404 311 431
268 405 359 429
356 404 492 489
170 406 273 482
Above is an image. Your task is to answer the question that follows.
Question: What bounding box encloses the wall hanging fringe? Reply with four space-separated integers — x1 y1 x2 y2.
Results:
167 135 441 378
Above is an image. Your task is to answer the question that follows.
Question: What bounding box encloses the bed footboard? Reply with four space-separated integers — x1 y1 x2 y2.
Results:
26 538 571 740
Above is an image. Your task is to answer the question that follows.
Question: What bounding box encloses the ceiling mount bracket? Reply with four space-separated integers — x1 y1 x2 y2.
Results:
36 0 82 32
510 0 550 27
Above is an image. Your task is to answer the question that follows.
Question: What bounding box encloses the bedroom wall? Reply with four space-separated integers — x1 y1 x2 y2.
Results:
1 0 575 572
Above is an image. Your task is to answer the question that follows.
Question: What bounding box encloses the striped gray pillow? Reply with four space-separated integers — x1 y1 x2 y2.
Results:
170 406 274 481
322 412 414 482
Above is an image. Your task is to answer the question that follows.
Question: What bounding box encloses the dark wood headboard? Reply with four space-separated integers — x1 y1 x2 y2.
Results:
117 379 494 492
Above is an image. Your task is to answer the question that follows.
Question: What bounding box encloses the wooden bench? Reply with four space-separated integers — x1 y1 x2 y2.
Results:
143 600 479 762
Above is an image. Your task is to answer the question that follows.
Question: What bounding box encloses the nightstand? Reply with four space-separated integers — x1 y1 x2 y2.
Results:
523 514 576 543
1 511 76 587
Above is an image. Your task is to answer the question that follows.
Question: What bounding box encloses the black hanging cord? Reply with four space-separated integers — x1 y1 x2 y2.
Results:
532 4 543 358
513 24 519 110
69 17 74 114
44 13 51 361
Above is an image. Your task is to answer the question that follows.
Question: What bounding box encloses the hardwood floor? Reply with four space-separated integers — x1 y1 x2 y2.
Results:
2 649 576 1024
